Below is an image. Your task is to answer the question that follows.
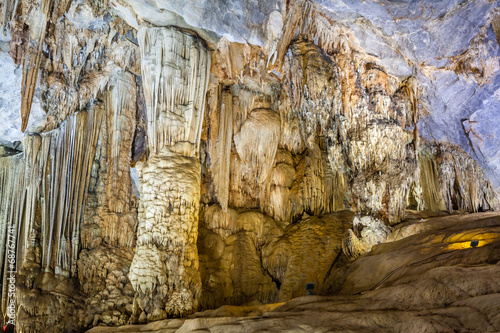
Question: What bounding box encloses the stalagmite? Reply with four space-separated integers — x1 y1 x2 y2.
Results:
128 26 210 321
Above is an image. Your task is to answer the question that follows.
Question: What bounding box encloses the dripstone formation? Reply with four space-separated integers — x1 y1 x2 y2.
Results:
0 0 499 332
128 26 210 321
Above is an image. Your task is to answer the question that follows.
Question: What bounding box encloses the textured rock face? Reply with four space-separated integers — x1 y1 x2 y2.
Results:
129 149 202 321
198 206 352 308
0 0 499 332
342 215 391 260
112 0 281 46
128 27 210 321
88 212 500 333
311 1 500 191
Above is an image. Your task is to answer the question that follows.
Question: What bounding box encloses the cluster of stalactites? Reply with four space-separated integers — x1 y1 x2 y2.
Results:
79 70 138 250
2 0 53 131
416 143 498 213
267 0 355 72
5 0 140 135
0 107 103 314
138 27 211 156
275 38 418 224
234 109 281 186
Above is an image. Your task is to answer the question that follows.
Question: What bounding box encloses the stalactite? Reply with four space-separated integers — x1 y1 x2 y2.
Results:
1 4 142 326
104 70 137 216
308 13 348 55
20 0 52 131
210 88 233 212
138 27 210 155
0 107 103 329
1 0 19 33
418 146 445 211
416 142 497 213
278 39 417 224
0 151 24 316
0 1 498 331
297 145 330 217
400 76 420 148
233 109 281 186
267 0 312 69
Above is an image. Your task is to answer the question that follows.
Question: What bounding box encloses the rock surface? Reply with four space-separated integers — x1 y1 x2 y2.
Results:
111 0 500 189
127 26 210 322
0 0 499 332
87 212 500 333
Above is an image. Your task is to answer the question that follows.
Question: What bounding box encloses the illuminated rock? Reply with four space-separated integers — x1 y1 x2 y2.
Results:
0 1 499 332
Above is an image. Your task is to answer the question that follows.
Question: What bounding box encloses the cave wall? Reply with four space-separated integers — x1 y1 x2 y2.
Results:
0 0 498 332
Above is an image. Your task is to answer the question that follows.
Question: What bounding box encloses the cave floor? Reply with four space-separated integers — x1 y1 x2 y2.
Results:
87 211 500 333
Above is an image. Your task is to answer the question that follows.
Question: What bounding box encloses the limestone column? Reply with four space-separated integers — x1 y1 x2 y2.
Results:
128 27 210 321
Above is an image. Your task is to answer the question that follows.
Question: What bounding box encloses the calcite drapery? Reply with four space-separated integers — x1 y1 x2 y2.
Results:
77 69 138 328
128 26 210 321
138 27 209 155
417 143 497 213
0 107 103 331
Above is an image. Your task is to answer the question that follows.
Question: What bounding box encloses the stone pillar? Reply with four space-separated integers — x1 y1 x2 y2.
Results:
128 27 210 321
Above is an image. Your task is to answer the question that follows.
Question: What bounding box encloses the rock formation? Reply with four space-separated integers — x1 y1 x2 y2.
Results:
87 211 500 333
128 26 210 322
0 0 499 332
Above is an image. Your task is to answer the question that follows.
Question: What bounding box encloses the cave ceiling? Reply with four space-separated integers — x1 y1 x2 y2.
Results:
1 1 499 191
110 0 500 189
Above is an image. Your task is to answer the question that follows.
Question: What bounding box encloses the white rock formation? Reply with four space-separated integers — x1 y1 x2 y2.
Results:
342 215 391 260
128 26 210 321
